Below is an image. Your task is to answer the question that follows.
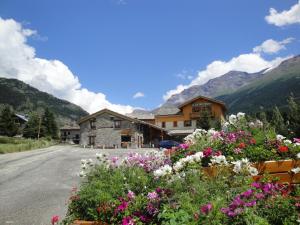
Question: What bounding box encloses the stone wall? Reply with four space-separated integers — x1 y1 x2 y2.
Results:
80 112 142 148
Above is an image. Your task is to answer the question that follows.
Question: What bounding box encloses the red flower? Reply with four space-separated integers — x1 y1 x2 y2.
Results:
203 147 213 157
278 145 288 153
51 215 59 225
214 151 222 156
250 138 256 145
238 142 246 149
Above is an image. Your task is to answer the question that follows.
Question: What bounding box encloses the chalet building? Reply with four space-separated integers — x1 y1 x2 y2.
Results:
60 125 80 144
78 109 168 148
155 96 226 139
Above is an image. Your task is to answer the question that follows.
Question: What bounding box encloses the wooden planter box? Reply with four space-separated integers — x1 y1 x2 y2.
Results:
252 159 300 184
202 160 300 184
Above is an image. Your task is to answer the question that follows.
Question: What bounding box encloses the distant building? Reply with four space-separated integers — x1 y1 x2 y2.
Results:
60 125 80 144
78 109 168 148
14 114 28 134
155 96 227 140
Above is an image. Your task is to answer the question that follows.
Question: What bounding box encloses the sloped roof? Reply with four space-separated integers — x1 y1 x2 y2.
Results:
14 114 28 122
78 108 167 132
178 95 227 110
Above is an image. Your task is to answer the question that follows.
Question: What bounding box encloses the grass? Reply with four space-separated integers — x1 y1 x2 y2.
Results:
0 136 57 154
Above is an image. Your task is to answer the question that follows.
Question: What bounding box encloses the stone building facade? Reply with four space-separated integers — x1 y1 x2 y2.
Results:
78 109 168 148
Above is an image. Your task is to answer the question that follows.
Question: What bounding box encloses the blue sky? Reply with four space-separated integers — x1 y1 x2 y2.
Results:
0 0 299 113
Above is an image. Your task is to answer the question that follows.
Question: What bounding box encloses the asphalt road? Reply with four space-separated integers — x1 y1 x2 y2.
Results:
0 145 154 225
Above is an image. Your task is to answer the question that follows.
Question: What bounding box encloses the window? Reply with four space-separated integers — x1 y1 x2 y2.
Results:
184 120 192 127
90 118 96 129
68 131 70 135
63 131 67 136
114 120 121 128
121 135 131 142
173 121 177 127
162 121 166 128
89 136 95 146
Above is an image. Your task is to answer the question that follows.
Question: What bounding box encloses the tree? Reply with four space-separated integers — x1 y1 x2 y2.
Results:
271 106 287 135
287 95 300 137
42 108 58 139
23 112 42 139
0 105 18 137
196 111 211 130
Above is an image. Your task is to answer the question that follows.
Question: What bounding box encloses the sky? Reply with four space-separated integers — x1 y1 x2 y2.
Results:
0 0 299 114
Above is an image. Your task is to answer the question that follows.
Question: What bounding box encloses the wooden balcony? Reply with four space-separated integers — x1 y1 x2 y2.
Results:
190 112 214 119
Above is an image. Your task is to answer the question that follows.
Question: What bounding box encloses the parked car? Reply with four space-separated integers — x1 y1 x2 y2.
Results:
159 140 180 149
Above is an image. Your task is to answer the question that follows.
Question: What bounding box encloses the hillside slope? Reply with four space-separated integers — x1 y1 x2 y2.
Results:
217 56 300 113
0 77 88 124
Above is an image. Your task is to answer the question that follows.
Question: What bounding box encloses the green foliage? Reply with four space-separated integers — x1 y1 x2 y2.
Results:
42 108 58 139
271 106 287 136
288 95 300 137
0 105 18 137
23 112 41 139
0 136 55 153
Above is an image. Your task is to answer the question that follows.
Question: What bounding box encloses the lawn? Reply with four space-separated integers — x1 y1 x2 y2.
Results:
0 136 56 154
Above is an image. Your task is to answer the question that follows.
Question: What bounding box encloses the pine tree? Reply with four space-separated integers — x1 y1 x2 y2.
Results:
271 106 287 135
196 110 211 130
0 105 18 137
23 112 42 139
287 95 300 137
42 108 58 139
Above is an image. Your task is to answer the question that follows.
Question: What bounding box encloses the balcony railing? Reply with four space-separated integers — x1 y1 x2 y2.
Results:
190 112 214 119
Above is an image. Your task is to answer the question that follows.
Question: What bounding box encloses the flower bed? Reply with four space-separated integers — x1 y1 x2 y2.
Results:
62 113 300 225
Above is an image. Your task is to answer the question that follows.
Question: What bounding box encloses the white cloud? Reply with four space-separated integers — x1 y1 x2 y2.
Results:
133 92 145 99
265 1 300 26
253 38 294 54
163 39 293 101
0 17 135 114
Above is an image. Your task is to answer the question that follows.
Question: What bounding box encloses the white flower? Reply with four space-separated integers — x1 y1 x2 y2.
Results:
81 164 87 170
173 161 184 172
283 140 292 145
87 158 93 164
81 159 87 164
79 171 86 177
248 122 255 128
237 112 245 120
248 166 259 176
232 161 242 173
210 155 227 165
276 134 286 141
229 114 237 124
291 167 300 174
193 152 204 162
294 143 300 147
297 153 300 159
255 120 263 128
153 165 173 178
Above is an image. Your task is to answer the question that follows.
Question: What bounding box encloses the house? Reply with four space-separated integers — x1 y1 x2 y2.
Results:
78 109 168 148
155 96 226 140
60 125 80 144
13 114 28 134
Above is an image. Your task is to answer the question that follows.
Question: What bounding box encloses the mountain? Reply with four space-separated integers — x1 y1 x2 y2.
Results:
0 77 88 124
217 55 300 113
164 70 267 106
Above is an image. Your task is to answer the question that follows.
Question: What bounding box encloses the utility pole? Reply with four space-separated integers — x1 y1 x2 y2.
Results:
37 115 42 140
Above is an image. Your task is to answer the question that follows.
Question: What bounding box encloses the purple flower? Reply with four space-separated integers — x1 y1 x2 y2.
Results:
241 189 253 198
146 203 159 215
255 193 265 200
200 203 213 215
251 182 261 189
147 191 159 200
245 200 256 207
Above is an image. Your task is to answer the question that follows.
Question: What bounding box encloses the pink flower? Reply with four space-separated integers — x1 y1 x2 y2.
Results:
122 216 135 225
200 203 213 215
51 215 59 225
294 138 300 143
203 147 213 157
117 200 129 212
179 143 189 150
147 191 159 200
234 148 242 154
127 190 135 200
